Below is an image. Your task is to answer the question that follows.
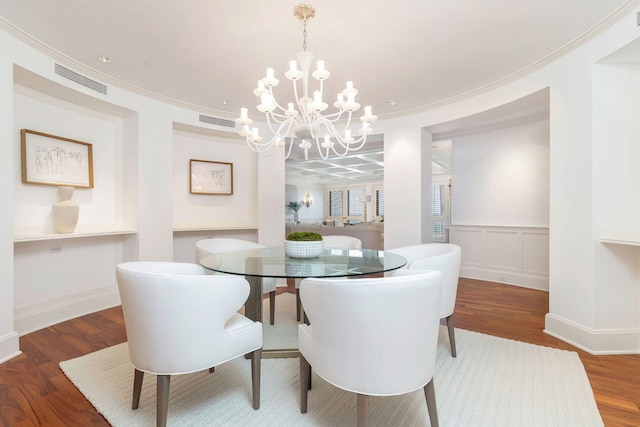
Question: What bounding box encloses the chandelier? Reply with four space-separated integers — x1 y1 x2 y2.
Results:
235 4 377 160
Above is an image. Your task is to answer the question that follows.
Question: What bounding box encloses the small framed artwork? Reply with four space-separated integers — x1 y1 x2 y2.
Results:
21 129 94 188
190 159 233 195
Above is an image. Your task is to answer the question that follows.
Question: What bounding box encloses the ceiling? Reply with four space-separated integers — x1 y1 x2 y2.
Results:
0 1 632 182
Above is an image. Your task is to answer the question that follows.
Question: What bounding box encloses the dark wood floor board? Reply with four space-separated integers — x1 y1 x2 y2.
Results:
0 278 638 426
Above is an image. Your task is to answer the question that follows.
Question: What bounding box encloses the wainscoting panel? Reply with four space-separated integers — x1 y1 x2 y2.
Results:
450 225 549 291
485 230 520 271
523 231 550 275
451 228 483 266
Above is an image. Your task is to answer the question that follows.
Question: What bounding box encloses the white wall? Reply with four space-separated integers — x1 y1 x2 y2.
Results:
13 87 122 233
171 128 262 262
172 129 258 228
0 39 18 363
380 116 432 249
451 119 550 227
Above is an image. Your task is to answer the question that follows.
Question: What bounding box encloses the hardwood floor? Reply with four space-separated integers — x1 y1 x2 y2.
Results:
0 278 638 426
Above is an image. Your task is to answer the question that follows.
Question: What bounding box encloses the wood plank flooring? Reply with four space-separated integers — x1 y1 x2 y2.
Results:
0 278 638 426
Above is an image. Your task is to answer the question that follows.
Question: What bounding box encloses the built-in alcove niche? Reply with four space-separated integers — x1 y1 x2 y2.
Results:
12 65 137 335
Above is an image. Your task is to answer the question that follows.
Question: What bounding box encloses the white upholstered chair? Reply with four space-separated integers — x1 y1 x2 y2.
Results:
294 235 363 321
298 270 442 427
320 235 363 250
195 238 278 325
387 243 462 357
116 261 263 427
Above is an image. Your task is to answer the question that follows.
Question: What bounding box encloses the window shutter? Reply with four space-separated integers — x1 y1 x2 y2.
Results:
329 190 343 217
348 189 363 216
376 189 384 216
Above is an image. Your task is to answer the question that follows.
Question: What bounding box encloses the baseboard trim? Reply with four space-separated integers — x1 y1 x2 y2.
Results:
461 266 548 291
0 332 21 364
545 313 640 355
14 286 121 336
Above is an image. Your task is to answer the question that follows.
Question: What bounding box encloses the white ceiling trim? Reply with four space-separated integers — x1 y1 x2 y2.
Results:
2 1 638 121
380 0 640 120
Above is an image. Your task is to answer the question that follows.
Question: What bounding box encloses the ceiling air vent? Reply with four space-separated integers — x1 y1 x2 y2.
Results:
54 64 107 94
199 114 235 128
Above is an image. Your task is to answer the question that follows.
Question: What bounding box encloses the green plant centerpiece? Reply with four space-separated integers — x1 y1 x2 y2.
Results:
285 231 324 258
286 231 322 241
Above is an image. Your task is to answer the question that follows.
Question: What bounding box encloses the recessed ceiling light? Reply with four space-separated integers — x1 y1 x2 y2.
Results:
221 99 230 105
388 100 398 106
97 56 111 63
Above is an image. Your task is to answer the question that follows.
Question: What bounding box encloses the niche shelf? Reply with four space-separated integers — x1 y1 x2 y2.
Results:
599 237 640 247
14 226 136 243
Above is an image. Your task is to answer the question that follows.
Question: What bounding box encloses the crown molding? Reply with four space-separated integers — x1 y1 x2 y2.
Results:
378 0 640 120
2 0 639 121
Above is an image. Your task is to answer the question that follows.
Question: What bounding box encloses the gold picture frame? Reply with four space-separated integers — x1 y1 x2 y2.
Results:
190 159 233 195
21 129 94 188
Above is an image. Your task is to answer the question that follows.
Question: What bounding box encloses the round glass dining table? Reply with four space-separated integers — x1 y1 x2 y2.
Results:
200 247 407 357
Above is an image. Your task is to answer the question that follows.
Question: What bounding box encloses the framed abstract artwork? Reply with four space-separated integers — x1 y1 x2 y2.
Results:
190 159 233 195
21 129 94 188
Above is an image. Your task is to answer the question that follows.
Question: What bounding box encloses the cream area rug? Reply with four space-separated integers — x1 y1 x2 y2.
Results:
60 293 603 426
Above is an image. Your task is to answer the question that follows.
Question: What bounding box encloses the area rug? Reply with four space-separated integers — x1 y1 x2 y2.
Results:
60 294 603 426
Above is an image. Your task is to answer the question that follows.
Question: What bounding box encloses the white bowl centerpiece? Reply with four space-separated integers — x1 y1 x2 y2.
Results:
285 231 324 258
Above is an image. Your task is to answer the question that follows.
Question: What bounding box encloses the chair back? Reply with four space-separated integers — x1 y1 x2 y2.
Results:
298 270 442 396
387 243 461 317
195 238 266 263
116 261 261 375
321 235 363 250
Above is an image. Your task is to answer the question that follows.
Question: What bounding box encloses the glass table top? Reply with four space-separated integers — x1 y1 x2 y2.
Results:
199 247 407 279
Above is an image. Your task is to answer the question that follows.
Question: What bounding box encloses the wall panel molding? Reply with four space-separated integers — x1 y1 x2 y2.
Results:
450 225 549 291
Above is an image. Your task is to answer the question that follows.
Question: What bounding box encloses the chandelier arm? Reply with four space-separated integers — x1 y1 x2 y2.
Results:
246 136 276 154
327 133 367 157
267 88 295 120
264 112 282 136
267 110 291 122
320 110 344 122
267 113 296 139
284 138 295 159
279 117 295 141
315 117 352 150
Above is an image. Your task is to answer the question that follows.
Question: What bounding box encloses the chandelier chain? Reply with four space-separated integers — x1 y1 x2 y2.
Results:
302 18 308 52
295 4 315 52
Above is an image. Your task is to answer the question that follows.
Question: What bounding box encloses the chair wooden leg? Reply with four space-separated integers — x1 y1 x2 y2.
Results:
296 288 302 321
157 375 170 427
445 314 457 357
132 369 144 410
251 348 262 410
300 354 310 413
357 393 369 427
424 379 439 427
269 291 276 325
208 366 215 373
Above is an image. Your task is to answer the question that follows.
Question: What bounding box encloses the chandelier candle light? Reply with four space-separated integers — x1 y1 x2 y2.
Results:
235 4 377 160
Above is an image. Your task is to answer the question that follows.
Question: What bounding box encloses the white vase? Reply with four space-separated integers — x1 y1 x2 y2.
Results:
284 240 324 258
52 186 79 233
